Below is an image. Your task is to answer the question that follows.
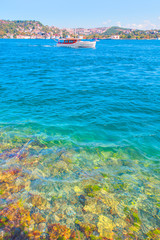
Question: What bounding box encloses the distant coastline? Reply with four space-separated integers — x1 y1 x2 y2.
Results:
0 20 160 40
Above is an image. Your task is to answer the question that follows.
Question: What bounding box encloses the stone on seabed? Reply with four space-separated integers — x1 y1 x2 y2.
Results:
97 215 114 238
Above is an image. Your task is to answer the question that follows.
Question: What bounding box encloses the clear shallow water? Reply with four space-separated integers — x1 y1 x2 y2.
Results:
0 39 160 239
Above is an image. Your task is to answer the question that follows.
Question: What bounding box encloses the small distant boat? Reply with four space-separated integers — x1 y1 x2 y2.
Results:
157 37 160 40
57 38 96 48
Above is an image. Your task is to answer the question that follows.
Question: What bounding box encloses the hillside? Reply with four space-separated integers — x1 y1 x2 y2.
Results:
0 20 160 39
0 20 60 38
102 26 131 35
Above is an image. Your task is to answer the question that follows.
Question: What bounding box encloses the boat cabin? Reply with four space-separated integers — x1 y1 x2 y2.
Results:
58 38 78 44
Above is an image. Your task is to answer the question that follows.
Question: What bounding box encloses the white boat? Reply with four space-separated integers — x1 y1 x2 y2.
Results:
57 38 96 48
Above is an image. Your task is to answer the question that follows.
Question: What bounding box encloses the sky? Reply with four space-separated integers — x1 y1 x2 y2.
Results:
1 0 160 30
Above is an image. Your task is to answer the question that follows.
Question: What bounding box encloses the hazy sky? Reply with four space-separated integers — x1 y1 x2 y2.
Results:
1 0 160 29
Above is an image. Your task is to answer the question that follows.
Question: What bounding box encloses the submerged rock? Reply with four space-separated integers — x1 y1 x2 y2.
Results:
75 220 98 238
38 222 47 232
97 215 114 238
40 232 50 239
84 184 101 197
29 194 50 210
74 186 82 194
10 227 29 240
47 223 72 239
65 206 76 217
78 195 86 206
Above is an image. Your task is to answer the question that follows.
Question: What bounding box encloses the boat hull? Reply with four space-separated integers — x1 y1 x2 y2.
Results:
57 41 96 49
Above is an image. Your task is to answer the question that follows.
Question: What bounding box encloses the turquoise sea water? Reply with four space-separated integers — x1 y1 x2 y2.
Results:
0 39 160 239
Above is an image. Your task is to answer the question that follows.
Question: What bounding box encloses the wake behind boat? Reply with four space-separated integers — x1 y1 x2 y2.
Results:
57 38 96 48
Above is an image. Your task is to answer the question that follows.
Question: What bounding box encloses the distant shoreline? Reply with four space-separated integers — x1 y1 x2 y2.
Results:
0 20 160 40
0 38 159 40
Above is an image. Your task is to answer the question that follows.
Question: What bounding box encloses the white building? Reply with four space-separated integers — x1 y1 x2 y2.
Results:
111 35 120 39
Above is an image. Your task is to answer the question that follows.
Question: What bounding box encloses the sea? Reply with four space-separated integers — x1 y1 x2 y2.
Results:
0 39 160 239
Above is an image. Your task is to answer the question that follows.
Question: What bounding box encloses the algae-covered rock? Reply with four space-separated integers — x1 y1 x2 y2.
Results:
97 215 114 238
84 184 101 198
0 201 32 232
146 228 160 239
47 223 72 239
31 212 45 224
75 220 98 238
28 230 41 239
29 194 50 210
126 208 141 229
